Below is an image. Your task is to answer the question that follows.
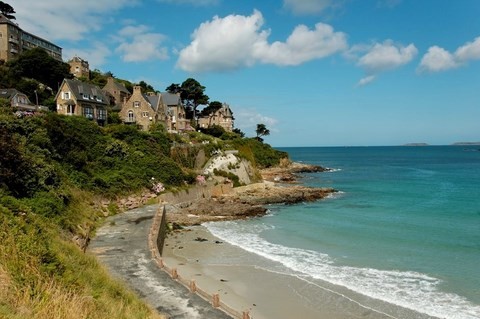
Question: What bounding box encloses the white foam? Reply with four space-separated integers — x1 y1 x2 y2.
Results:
205 221 480 319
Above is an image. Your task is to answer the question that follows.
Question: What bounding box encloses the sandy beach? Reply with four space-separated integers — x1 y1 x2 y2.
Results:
162 225 435 319
156 162 438 319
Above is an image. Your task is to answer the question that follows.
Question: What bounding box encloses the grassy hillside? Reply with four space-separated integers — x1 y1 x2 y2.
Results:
0 109 287 318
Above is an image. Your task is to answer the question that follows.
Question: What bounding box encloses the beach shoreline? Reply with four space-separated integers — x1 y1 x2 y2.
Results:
162 225 437 319
156 162 438 319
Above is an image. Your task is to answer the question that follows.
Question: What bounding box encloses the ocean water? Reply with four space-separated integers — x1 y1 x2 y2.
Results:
205 146 480 319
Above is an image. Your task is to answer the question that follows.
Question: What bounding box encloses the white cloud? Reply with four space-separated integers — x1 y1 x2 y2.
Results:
12 0 137 41
63 43 112 69
177 10 267 72
357 41 418 73
115 25 169 62
454 36 480 62
177 10 347 72
283 0 333 15
347 40 417 86
357 75 376 87
117 25 151 38
418 46 458 73
418 36 480 73
254 23 348 66
234 108 279 136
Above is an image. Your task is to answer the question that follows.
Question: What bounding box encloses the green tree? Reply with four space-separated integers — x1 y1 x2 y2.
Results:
233 128 245 138
7 48 71 91
0 1 15 20
167 79 209 121
165 83 181 94
200 100 222 116
137 80 155 93
255 123 270 142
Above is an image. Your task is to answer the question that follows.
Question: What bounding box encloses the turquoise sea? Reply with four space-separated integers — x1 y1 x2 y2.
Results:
205 146 480 319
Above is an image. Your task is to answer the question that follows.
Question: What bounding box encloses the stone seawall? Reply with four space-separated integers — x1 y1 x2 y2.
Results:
157 182 234 205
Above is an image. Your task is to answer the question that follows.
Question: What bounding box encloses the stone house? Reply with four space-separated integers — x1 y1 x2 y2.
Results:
68 56 90 80
119 86 169 131
160 92 190 133
0 88 47 113
198 103 234 132
55 78 109 125
102 77 131 111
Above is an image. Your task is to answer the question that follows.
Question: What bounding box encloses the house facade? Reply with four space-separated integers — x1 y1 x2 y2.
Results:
119 86 167 131
0 88 47 114
102 77 131 111
55 79 109 125
0 14 62 62
160 92 190 133
68 56 90 80
198 103 234 132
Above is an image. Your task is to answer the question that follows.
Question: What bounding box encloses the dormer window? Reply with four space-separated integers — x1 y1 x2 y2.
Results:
63 92 70 99
134 101 140 107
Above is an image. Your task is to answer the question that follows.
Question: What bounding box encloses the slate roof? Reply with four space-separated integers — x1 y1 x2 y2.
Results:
105 78 130 94
59 79 108 105
0 88 22 100
0 13 17 27
146 95 161 112
161 92 182 106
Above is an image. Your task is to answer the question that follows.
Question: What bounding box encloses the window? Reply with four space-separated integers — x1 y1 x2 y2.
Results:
67 104 75 115
97 109 107 120
134 101 140 107
83 107 94 119
63 92 70 99
142 111 149 117
127 110 134 122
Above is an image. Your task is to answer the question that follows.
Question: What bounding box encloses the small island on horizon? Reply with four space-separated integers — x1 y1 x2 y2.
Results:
403 143 429 146
452 141 480 145
401 142 480 147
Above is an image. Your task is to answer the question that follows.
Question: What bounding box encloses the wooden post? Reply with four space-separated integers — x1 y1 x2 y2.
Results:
171 268 178 279
212 293 220 307
189 280 197 293
156 258 164 268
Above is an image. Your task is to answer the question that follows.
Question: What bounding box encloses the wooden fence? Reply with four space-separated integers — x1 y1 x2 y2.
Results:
148 205 250 319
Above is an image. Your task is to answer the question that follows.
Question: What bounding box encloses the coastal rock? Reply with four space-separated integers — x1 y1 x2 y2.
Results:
261 161 330 183
167 183 336 226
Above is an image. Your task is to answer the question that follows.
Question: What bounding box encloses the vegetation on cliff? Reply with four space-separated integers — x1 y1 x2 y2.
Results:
0 104 287 317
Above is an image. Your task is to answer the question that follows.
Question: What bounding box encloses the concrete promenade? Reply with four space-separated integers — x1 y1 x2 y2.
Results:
89 204 232 319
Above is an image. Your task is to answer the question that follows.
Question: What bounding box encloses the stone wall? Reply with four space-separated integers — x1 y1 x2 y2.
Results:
157 182 233 205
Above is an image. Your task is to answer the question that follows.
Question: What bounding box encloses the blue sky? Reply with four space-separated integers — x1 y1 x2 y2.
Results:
10 0 480 146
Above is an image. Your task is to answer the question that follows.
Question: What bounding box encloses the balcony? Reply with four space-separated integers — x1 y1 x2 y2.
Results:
8 37 19 44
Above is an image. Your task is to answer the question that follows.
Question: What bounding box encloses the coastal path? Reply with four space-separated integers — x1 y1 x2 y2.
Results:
89 203 232 319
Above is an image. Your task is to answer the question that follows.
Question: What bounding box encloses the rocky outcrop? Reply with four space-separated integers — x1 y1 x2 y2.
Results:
165 182 336 226
261 161 330 183
203 151 255 185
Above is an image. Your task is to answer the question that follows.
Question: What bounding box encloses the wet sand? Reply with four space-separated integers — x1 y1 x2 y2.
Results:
163 226 436 319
